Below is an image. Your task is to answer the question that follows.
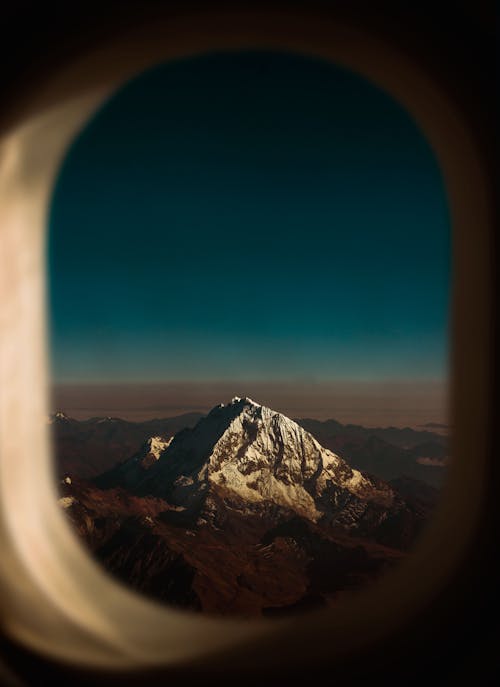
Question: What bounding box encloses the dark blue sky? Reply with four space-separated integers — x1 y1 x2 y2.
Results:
48 50 450 385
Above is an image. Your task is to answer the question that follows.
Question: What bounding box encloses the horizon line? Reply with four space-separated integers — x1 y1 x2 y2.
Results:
49 408 450 431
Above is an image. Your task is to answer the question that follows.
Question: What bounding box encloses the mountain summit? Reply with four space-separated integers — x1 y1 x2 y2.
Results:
101 397 403 538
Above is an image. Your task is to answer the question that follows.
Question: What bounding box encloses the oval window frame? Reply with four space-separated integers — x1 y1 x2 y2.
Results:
0 7 492 673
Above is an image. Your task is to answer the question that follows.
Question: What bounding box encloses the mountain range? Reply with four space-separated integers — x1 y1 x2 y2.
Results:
57 397 444 615
51 407 447 487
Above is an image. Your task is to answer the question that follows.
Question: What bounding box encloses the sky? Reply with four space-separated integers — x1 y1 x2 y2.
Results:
48 50 450 420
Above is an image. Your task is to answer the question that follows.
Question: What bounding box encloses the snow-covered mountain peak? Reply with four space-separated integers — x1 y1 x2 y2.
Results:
95 434 175 489
134 398 395 524
214 397 322 454
146 435 173 460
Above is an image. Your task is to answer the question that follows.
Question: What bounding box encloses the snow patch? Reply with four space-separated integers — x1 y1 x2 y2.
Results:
147 435 173 459
230 396 259 407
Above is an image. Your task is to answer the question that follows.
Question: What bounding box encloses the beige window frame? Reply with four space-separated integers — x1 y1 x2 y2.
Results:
0 8 492 673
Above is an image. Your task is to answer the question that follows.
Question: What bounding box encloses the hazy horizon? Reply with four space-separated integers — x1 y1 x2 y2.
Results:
52 380 448 428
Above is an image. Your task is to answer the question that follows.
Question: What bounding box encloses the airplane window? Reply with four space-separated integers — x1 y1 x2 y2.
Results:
48 50 450 617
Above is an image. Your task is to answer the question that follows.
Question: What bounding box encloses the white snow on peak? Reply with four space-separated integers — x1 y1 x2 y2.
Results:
146 435 173 460
203 398 386 522
230 396 259 407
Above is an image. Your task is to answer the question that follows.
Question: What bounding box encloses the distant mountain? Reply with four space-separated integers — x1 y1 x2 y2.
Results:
296 417 448 449
51 411 203 478
345 436 446 488
97 435 173 490
295 418 448 488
